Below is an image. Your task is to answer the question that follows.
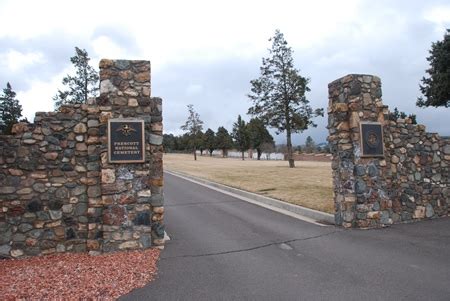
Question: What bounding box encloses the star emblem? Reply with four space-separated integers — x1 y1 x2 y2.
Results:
117 124 136 136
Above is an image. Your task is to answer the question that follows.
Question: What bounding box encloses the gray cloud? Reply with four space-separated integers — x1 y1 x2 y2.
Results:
153 57 259 135
0 25 139 93
1 0 448 146
289 5 450 144
91 25 140 56
153 56 331 144
154 6 449 146
0 31 94 92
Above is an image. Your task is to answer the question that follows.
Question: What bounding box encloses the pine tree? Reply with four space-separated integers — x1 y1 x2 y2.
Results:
248 30 323 168
247 118 274 160
0 82 23 134
53 47 99 108
204 128 216 156
181 104 204 160
417 29 450 108
304 136 316 153
163 134 176 153
216 126 233 158
232 115 250 160
197 131 206 156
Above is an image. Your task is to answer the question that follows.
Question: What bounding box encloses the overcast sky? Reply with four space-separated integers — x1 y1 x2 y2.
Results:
0 0 449 144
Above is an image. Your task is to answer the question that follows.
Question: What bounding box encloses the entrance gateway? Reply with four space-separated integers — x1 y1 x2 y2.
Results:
327 74 449 229
0 59 165 258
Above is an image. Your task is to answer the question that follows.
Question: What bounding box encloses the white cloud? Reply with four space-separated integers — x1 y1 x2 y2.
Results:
16 67 73 121
16 80 57 121
92 36 128 60
0 50 44 72
424 5 450 29
186 84 203 96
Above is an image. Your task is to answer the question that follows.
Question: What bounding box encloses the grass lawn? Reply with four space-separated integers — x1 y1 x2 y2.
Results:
163 153 334 214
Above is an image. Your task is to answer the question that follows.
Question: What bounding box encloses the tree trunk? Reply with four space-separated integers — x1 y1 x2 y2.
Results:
84 66 88 103
286 129 295 168
257 148 262 160
241 151 245 160
209 149 213 157
194 147 197 161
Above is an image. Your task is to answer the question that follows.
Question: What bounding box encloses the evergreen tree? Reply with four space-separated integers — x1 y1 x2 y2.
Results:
417 29 450 108
248 30 323 168
197 131 206 156
204 128 216 156
216 126 233 158
178 133 191 152
232 115 250 160
247 117 274 160
389 107 417 124
163 134 176 153
53 47 99 108
0 82 23 134
181 104 204 160
304 136 316 153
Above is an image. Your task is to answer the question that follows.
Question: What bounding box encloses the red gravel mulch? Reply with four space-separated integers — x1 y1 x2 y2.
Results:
0 249 160 300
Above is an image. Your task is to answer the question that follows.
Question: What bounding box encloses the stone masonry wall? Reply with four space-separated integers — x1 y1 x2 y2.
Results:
0 59 164 258
328 74 449 228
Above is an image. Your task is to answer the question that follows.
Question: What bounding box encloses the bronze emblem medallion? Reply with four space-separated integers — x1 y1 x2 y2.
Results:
360 122 384 157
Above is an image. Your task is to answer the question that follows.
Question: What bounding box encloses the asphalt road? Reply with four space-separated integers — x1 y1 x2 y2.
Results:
122 172 450 301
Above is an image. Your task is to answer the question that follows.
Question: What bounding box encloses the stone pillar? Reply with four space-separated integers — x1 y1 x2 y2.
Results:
95 59 164 251
327 74 389 228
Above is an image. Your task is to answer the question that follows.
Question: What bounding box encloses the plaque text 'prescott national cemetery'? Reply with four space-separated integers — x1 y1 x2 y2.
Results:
108 119 145 163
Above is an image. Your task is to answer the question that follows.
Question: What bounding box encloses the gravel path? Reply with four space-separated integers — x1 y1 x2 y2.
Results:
0 249 160 300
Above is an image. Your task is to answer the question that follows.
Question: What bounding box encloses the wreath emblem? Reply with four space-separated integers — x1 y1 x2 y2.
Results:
365 130 380 149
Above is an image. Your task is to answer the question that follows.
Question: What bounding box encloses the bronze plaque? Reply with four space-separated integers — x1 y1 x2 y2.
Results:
108 119 145 163
360 122 384 157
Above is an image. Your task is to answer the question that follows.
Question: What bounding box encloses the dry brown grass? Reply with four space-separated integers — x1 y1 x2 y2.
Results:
163 153 334 214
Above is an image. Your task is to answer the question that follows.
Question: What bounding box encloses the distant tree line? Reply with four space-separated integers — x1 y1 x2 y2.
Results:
294 135 330 153
169 104 331 159
166 130 330 157
388 107 417 124
170 105 275 160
